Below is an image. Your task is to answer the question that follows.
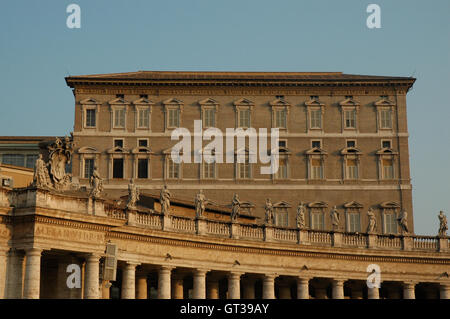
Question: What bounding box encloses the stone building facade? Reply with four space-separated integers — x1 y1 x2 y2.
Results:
66 71 415 234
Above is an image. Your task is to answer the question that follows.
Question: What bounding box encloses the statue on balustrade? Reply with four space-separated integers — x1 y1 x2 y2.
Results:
366 208 377 233
438 211 448 237
195 189 207 218
296 202 306 229
89 166 103 198
231 193 241 222
330 206 340 230
160 185 171 215
33 154 51 189
397 210 409 234
126 179 140 210
264 198 274 225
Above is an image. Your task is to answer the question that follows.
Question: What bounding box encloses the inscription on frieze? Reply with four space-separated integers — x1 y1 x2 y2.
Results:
35 225 105 243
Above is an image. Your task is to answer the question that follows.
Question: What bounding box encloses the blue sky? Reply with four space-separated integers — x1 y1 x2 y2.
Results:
0 0 449 235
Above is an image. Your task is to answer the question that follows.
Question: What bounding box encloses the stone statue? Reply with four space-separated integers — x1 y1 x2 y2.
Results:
231 193 241 222
89 166 103 198
397 210 409 234
126 179 140 210
296 202 306 229
366 208 377 233
330 206 340 230
264 198 274 225
438 211 448 237
195 190 207 218
33 154 51 188
160 185 171 215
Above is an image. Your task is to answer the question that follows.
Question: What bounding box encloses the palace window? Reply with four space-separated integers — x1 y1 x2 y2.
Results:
311 211 324 230
168 109 180 128
25 155 38 169
203 108 215 128
311 159 323 179
276 158 288 179
382 140 391 149
2 154 25 167
138 139 148 147
114 139 124 148
344 109 357 129
167 158 180 179
112 158 124 179
382 159 394 179
274 207 288 227
384 212 397 234
346 159 358 179
238 109 251 128
84 158 95 179
238 160 250 179
114 108 126 128
137 159 148 179
203 161 215 179
85 109 96 127
347 212 361 232
275 109 287 129
137 109 150 128
346 140 356 148
310 109 322 129
380 109 392 129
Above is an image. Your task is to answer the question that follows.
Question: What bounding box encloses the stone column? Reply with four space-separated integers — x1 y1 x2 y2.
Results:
242 278 255 299
297 277 310 299
157 266 172 299
172 275 184 299
367 287 380 299
403 282 415 299
0 248 7 299
193 269 208 299
262 274 276 299
440 284 450 299
84 253 100 299
6 249 24 299
23 248 42 299
332 279 345 299
121 262 138 299
136 275 148 299
207 279 219 299
228 272 241 299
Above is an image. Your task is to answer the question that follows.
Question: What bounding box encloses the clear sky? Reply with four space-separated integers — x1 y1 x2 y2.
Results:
0 0 449 235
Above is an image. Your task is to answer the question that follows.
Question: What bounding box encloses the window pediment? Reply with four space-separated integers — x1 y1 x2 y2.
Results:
234 98 254 106
308 201 328 208
131 146 153 154
374 98 396 107
132 97 154 106
273 201 291 208
234 147 257 156
199 98 219 106
80 98 100 105
341 147 363 155
305 98 324 107
339 97 360 107
344 201 363 208
380 201 400 209
107 146 130 154
108 97 129 105
270 146 291 155
163 98 184 106
270 98 290 107
306 147 327 155
77 146 100 154
376 147 398 155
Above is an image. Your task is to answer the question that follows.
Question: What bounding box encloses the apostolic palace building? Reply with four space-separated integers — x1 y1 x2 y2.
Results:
0 71 448 299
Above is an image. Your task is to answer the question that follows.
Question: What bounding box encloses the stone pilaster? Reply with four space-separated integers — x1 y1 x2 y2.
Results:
297 277 310 299
207 279 219 299
0 247 7 299
157 266 172 299
331 279 345 299
23 248 43 299
193 269 208 299
242 278 255 299
172 275 184 299
84 253 100 299
262 274 276 299
403 282 415 299
368 287 380 299
440 284 450 299
228 272 242 299
136 274 147 299
6 249 24 299
121 262 138 299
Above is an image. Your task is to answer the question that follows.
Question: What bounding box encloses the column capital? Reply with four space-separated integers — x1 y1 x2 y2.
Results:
403 281 417 288
263 273 277 281
332 278 346 285
297 276 311 283
228 272 244 280
193 268 210 276
25 248 43 256
124 261 140 269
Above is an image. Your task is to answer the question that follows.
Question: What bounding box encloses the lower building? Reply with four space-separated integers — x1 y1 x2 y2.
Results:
0 185 448 299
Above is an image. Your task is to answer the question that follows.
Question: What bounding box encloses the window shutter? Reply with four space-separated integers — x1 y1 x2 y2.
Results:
102 243 117 281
